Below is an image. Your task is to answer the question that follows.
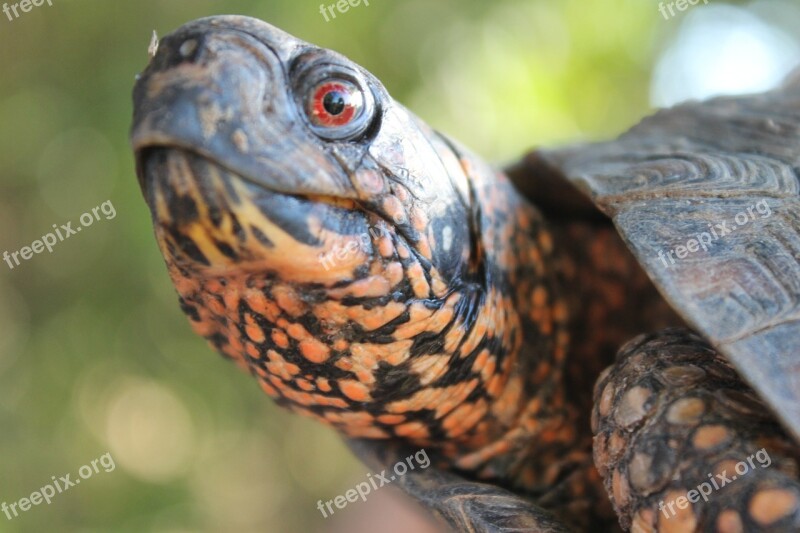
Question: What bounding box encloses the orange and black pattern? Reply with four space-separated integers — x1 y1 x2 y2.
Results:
131 14 590 500
140 142 578 491
132 15 800 532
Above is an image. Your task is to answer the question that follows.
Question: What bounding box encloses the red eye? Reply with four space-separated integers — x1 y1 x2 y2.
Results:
307 80 364 128
296 68 375 141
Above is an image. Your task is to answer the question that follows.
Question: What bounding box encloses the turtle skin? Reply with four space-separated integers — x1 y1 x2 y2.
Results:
131 16 800 532
592 329 800 532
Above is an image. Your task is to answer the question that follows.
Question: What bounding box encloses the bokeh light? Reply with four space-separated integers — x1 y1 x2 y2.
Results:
651 2 800 107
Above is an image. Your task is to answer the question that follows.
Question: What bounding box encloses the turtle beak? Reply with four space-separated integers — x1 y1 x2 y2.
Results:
130 18 354 201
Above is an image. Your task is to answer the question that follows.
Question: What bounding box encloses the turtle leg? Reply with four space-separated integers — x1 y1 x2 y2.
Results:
347 439 573 533
592 328 800 532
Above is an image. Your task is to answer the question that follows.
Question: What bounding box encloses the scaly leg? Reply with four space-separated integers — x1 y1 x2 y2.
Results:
593 328 800 532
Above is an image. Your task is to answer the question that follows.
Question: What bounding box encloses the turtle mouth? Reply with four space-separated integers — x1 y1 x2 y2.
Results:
137 145 272 269
136 140 362 217
136 145 244 223
138 145 374 278
134 139 326 203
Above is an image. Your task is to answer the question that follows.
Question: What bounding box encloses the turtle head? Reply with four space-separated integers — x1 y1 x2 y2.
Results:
132 15 475 288
131 17 561 457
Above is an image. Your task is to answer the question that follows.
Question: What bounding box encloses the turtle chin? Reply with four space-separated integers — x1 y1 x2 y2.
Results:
138 146 377 283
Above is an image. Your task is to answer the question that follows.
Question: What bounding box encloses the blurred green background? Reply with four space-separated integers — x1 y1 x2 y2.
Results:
0 1 798 531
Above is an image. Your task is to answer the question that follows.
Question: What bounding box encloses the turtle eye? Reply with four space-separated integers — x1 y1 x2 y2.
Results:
295 65 376 141
308 80 363 128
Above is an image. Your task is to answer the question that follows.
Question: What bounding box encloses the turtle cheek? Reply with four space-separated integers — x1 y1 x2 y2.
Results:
245 206 376 284
428 213 473 283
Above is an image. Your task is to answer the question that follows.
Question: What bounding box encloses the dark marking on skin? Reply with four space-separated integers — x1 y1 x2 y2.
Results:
462 387 486 404
339 295 380 307
372 361 423 401
229 215 247 243
370 310 412 337
348 263 372 282
169 195 200 225
255 193 324 246
221 169 241 205
410 331 446 357
300 286 331 305
421 298 444 311
215 240 237 259
369 334 400 345
250 225 274 247
179 297 201 321
296 312 328 338
453 341 490 381
170 228 210 266
187 151 232 213
209 206 224 227
208 332 228 349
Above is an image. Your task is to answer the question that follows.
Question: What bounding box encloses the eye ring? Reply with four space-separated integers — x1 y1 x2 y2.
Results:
309 80 363 128
294 63 376 141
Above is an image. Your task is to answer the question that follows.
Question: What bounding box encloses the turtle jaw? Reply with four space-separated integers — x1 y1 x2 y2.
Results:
137 145 377 284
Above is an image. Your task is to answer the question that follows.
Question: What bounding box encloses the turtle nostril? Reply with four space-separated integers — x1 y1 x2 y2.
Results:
145 34 207 71
179 39 199 59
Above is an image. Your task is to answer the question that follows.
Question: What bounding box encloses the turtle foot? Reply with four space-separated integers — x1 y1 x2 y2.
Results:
592 328 800 532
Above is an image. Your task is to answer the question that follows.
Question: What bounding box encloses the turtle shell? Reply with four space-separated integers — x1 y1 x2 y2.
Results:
513 79 800 445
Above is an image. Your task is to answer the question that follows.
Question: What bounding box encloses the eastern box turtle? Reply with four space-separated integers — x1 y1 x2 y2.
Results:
130 16 800 532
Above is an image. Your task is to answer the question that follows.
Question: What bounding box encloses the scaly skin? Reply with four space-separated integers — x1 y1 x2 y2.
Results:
131 15 615 529
132 17 800 533
130 15 800 532
139 146 574 475
593 329 800 532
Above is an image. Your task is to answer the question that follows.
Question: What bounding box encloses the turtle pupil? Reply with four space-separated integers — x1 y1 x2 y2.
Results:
323 91 346 115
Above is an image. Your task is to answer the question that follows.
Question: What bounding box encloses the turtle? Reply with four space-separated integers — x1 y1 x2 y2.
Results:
130 15 800 533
